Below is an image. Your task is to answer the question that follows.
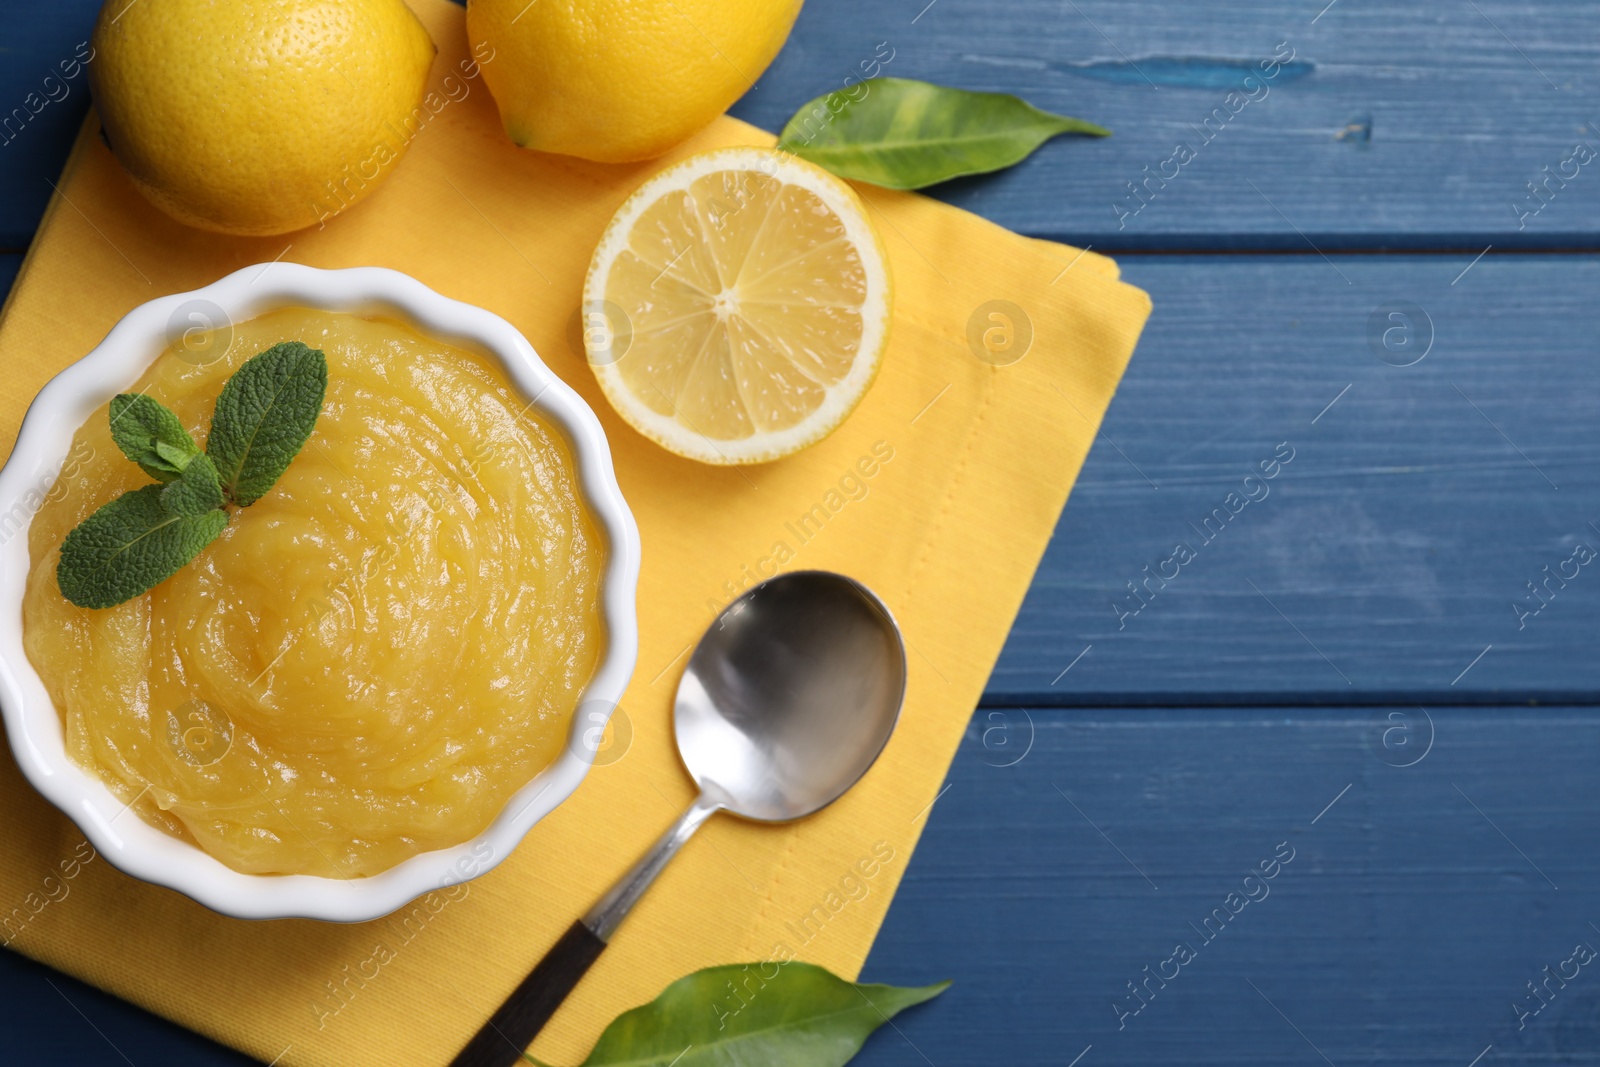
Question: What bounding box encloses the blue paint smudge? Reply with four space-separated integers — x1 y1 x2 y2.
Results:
1064 55 1316 89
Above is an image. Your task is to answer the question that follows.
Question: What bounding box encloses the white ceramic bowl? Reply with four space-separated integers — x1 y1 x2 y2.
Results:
0 263 640 922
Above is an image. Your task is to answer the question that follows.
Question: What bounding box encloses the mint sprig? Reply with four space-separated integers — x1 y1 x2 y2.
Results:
57 342 327 609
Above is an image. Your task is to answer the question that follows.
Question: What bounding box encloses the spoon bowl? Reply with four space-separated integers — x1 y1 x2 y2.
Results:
675 571 907 822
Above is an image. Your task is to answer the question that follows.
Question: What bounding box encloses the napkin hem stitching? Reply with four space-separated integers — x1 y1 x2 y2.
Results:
739 824 801 961
902 375 996 612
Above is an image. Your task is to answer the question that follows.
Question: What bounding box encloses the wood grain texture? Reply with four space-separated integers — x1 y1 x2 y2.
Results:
855 707 1600 1066
990 254 1600 704
0 0 98 248
5 2 1600 249
2 1 1598 1066
729 0 1600 249
3 704 1595 1066
0 945 252 1065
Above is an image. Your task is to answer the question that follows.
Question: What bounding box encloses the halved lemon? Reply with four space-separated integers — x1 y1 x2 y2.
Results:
583 147 892 465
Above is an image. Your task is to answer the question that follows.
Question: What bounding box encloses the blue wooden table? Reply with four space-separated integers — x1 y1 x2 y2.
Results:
6 1 1600 1063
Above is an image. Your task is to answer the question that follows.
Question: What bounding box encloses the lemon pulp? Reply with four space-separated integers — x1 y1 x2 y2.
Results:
587 147 892 464
23 309 605 878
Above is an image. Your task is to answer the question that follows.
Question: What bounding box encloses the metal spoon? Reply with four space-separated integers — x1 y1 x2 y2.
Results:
451 570 908 1067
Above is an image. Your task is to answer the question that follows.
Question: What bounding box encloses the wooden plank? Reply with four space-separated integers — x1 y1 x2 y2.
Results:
0 0 98 248
7 2 1600 250
8 705 1594 1066
988 253 1600 703
855 706 1600 1066
0 944 251 1065
730 0 1600 249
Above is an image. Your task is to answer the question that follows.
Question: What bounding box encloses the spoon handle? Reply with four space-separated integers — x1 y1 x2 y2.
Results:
449 793 723 1067
584 792 722 939
448 920 605 1067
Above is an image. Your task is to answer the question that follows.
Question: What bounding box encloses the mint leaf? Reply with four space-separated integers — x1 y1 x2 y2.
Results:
154 439 194 469
159 452 224 516
206 342 327 506
109 393 200 482
57 485 228 608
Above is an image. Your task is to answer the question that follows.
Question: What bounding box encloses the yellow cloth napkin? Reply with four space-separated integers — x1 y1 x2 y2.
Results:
0 2 1149 1063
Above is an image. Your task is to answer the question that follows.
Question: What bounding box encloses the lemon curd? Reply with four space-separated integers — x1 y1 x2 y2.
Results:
23 308 606 878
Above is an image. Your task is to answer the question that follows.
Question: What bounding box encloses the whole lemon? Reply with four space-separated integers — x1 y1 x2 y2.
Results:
467 0 802 163
90 0 436 236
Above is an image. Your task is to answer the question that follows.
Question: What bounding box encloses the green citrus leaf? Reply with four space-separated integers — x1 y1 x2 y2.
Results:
108 393 199 482
159 452 224 517
206 341 327 506
778 77 1109 190
56 484 228 608
556 961 948 1067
